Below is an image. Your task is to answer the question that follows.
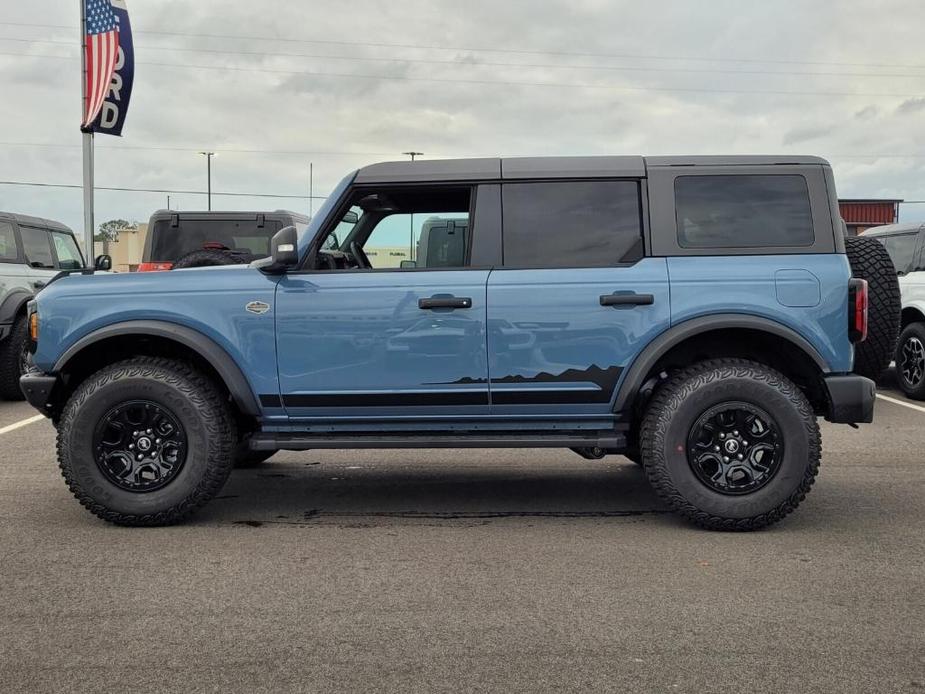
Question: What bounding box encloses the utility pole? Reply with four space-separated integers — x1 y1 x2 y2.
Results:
402 151 423 161
198 151 215 210
309 162 313 217
166 194 171 209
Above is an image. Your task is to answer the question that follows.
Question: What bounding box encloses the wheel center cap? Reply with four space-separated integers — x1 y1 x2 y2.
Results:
137 437 153 452
724 439 740 454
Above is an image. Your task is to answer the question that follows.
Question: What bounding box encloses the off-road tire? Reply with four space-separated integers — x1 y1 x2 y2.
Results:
57 357 237 525
0 315 29 401
172 249 251 269
845 235 900 381
895 322 925 400
640 359 821 531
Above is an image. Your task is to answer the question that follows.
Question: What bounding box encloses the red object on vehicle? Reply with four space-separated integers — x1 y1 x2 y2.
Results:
848 278 868 343
201 241 230 251
137 262 173 272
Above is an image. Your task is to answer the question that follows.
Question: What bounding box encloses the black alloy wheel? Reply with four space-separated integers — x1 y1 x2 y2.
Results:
93 399 188 492
687 402 783 495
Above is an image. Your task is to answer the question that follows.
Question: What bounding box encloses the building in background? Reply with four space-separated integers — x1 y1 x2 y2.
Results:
839 199 902 236
94 223 148 272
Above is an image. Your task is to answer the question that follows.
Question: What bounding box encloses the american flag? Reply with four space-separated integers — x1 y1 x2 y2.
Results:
82 0 120 128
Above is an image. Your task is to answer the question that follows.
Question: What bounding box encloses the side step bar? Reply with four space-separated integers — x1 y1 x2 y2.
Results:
251 432 626 451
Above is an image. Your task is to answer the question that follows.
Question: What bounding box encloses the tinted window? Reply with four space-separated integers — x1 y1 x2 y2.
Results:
876 232 919 274
502 181 642 267
150 218 282 261
50 231 84 270
0 222 18 262
675 175 814 248
19 227 55 269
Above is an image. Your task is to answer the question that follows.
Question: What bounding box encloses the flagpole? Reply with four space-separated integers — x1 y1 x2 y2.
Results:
80 0 95 264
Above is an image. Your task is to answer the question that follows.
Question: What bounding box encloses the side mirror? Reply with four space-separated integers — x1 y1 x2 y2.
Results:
399 260 418 269
342 211 359 224
94 254 112 271
254 225 299 274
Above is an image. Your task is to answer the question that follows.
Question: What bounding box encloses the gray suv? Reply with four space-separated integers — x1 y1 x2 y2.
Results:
0 213 84 399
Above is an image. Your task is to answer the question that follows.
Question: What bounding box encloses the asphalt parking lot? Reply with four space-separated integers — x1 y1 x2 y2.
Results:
0 375 923 693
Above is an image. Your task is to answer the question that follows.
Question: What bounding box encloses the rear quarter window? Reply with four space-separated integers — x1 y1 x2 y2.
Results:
0 221 18 262
675 175 814 249
873 233 918 274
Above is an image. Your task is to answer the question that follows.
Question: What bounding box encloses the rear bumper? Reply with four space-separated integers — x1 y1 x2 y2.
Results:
824 374 876 424
19 371 58 417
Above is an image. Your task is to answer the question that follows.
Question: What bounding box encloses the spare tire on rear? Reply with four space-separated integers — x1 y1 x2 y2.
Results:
845 235 900 381
172 249 252 269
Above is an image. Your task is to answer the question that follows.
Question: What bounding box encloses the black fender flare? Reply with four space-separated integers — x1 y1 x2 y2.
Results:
0 289 33 325
53 320 261 416
613 314 829 412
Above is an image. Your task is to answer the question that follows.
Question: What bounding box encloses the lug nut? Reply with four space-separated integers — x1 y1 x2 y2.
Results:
733 430 739 436
155 438 161 444
723 456 730 463
719 433 725 439
737 454 744 460
146 429 152 434
136 454 143 460
714 445 721 452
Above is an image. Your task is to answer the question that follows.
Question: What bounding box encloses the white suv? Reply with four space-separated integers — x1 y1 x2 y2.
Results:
0 213 85 400
866 223 925 399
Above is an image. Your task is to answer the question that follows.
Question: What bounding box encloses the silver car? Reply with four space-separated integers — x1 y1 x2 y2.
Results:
0 213 84 400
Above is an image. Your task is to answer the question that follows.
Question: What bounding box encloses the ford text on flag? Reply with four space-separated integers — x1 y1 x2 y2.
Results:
83 0 120 128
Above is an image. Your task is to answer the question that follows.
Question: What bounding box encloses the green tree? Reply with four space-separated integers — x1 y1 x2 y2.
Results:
95 219 138 242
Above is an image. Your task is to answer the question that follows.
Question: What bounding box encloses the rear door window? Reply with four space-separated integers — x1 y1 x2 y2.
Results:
675 175 814 248
0 222 19 262
150 218 282 261
501 180 643 267
19 226 55 269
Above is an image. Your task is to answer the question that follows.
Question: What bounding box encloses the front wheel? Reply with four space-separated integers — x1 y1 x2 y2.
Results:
57 357 237 525
895 322 925 400
640 359 820 531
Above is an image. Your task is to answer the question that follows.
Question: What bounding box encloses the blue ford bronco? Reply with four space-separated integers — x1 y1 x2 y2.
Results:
21 156 896 529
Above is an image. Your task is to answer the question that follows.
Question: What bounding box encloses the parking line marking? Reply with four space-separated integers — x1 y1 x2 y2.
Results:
877 393 925 414
0 414 46 435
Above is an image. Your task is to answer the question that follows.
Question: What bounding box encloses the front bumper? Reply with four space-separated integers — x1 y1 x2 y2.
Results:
19 370 58 417
824 374 876 424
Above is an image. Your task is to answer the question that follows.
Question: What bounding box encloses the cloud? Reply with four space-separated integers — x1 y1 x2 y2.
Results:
783 125 833 146
897 98 925 115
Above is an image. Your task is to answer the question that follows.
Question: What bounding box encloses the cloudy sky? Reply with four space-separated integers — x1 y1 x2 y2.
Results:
2 0 924 238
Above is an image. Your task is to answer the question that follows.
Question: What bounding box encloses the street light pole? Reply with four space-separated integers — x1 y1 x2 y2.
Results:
402 151 423 161
198 151 215 210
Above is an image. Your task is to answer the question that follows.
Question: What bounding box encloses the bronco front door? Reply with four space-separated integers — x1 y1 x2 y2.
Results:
275 184 491 422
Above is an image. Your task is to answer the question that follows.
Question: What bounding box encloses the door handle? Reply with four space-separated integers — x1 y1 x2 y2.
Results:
32 281 46 290
419 296 472 310
600 293 654 307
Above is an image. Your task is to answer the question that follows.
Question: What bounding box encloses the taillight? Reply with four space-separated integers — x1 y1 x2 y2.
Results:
137 262 173 272
848 278 868 343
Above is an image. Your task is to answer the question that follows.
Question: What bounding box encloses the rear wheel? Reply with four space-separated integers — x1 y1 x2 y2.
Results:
0 315 30 401
640 359 820 531
57 357 237 525
845 235 901 380
895 322 925 400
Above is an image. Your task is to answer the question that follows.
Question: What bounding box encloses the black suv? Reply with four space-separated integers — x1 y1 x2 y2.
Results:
139 210 310 271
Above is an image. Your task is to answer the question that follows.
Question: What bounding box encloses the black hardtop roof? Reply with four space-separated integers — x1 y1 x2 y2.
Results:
147 209 310 223
0 212 74 233
354 155 831 184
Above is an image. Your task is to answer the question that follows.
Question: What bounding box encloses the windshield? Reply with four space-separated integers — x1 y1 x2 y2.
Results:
50 231 85 270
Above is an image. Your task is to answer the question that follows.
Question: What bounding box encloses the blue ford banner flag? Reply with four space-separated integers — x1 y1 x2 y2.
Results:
90 0 133 136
